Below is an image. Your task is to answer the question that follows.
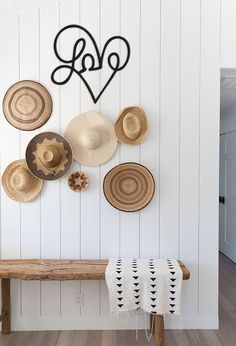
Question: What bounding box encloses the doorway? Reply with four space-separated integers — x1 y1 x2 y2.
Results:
220 68 236 263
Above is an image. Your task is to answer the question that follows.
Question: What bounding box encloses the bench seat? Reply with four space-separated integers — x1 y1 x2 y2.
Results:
0 259 190 346
0 259 190 281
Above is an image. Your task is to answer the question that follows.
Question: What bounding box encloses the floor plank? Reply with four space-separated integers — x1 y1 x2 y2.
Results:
101 331 117 346
27 331 45 346
41 331 60 346
57 331 74 346
0 253 235 345
71 331 89 346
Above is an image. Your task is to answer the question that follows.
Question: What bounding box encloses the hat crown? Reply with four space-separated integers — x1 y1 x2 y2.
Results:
123 113 141 140
10 167 30 192
40 145 61 168
81 128 101 150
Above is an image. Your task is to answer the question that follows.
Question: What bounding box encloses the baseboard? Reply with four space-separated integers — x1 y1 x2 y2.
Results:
9 314 218 331
164 314 219 329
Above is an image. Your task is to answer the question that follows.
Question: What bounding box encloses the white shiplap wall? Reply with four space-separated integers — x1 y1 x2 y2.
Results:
0 0 220 330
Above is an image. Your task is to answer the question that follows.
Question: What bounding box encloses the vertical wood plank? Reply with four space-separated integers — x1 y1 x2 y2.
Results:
18 8 40 259
99 0 120 315
119 0 141 258
0 10 21 319
159 0 181 259
18 5 41 318
79 0 100 316
14 0 39 11
100 0 120 267
59 0 81 317
39 0 61 316
61 280 81 316
0 2 16 12
0 11 20 257
139 0 160 258
41 281 60 316
199 0 220 319
59 0 81 260
179 0 200 317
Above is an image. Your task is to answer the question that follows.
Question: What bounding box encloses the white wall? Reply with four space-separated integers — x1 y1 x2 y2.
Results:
0 0 220 330
221 0 236 68
220 0 236 133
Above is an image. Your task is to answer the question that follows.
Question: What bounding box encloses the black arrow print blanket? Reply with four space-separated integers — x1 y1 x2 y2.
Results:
105 259 183 315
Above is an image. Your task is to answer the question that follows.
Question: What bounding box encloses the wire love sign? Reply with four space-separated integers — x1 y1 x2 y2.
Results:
51 25 131 104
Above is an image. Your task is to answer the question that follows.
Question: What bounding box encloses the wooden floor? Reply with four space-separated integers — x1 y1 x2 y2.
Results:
0 253 235 346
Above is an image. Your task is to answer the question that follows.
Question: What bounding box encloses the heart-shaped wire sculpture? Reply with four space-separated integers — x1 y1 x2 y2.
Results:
51 25 131 104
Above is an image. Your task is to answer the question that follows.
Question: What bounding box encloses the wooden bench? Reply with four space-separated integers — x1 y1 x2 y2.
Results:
0 259 190 346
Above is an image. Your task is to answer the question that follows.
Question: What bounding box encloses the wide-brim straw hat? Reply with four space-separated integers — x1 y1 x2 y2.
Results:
2 159 43 202
114 106 148 145
25 132 73 181
65 112 117 167
2 80 52 131
103 162 155 212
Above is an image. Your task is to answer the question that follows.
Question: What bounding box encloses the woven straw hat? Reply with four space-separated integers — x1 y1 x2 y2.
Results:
103 162 155 212
25 132 73 181
2 159 43 202
115 106 148 145
65 112 117 167
3 80 52 131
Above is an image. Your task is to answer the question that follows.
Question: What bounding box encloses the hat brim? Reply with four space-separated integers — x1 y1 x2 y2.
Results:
65 112 117 167
103 162 155 212
115 106 148 145
26 132 73 181
2 159 43 202
3 80 52 131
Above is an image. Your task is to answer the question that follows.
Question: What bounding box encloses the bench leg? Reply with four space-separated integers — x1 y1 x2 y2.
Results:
1 279 11 334
154 315 165 346
150 314 154 334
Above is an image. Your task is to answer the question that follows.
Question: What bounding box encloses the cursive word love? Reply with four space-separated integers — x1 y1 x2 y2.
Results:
51 24 131 104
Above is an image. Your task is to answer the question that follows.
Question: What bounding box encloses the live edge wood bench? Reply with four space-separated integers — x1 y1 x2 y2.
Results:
0 259 190 346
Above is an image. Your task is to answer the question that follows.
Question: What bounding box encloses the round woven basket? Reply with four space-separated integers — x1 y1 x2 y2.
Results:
3 80 52 131
103 162 155 212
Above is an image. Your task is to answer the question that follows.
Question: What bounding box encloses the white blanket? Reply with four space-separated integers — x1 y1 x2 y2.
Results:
105 259 183 315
